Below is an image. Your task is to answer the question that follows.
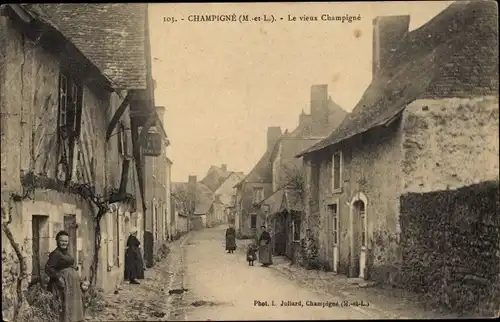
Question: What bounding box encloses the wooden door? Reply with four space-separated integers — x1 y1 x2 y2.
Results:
274 213 286 256
32 217 42 281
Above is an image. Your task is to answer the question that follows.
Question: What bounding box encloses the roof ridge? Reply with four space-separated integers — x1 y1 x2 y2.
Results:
234 150 271 187
297 2 493 158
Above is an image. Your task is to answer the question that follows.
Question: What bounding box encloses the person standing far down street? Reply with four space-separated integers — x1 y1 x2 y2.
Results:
124 227 145 284
258 225 273 267
45 230 85 322
225 224 237 253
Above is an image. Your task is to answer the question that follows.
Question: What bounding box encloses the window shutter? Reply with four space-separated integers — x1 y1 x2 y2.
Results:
106 214 113 268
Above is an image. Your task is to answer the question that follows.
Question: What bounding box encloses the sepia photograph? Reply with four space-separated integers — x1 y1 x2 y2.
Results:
0 1 498 321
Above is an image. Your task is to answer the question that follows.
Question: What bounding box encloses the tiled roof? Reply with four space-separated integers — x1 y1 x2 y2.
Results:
263 189 285 214
261 187 303 213
8 5 113 87
297 1 498 157
29 4 148 89
234 150 273 188
215 172 245 192
200 165 233 192
171 182 214 215
284 189 303 212
326 98 348 135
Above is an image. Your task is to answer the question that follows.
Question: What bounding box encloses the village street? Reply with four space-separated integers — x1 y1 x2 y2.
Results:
86 225 459 321
178 226 458 321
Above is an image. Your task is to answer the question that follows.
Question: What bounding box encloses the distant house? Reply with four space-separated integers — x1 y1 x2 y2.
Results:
211 171 245 227
297 1 498 285
172 176 213 230
234 128 278 238
235 84 347 240
201 164 233 192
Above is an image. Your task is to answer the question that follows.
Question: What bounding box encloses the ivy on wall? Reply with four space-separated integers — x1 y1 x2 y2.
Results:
399 180 500 316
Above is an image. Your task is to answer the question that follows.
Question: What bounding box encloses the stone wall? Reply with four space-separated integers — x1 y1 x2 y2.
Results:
177 215 189 234
399 181 499 316
1 191 95 321
402 97 499 193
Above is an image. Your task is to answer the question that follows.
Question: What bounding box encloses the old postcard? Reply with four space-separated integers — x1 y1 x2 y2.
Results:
1 1 498 321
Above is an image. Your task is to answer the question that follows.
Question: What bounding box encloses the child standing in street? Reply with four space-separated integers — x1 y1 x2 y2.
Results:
246 243 258 266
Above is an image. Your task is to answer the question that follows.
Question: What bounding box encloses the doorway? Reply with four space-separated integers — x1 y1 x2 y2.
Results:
32 215 49 283
328 204 339 273
274 213 286 256
352 198 367 279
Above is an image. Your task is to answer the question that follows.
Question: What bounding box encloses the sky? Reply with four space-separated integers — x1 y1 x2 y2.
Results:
149 1 454 182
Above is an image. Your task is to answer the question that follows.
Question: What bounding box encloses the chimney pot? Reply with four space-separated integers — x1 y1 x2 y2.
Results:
310 84 329 136
221 164 227 172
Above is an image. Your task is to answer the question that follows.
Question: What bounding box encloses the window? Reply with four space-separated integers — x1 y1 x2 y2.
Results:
152 155 157 178
332 151 342 191
330 204 339 245
58 72 83 181
292 217 301 242
357 201 366 247
252 187 264 204
250 214 257 229
117 122 129 156
58 73 82 134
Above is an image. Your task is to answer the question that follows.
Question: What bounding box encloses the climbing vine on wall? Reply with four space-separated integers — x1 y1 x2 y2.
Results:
1 171 132 320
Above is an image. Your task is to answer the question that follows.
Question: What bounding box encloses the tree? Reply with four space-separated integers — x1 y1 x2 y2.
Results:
171 185 197 230
281 163 305 208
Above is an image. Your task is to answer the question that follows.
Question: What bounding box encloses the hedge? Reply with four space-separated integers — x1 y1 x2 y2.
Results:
399 180 500 316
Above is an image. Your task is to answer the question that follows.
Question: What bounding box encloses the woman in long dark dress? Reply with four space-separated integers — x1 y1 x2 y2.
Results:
45 230 85 322
258 225 273 267
124 228 144 284
225 224 237 253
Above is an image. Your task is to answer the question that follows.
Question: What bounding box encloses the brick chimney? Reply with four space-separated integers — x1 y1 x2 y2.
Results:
221 164 227 172
372 15 410 77
267 126 282 151
310 84 329 136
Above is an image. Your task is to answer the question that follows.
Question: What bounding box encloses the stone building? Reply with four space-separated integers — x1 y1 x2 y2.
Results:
143 105 171 268
257 86 347 260
296 1 498 285
235 85 347 240
254 85 347 259
1 3 163 319
234 127 279 238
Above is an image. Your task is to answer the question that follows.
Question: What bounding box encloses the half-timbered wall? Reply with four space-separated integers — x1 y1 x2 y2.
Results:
1 16 141 316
